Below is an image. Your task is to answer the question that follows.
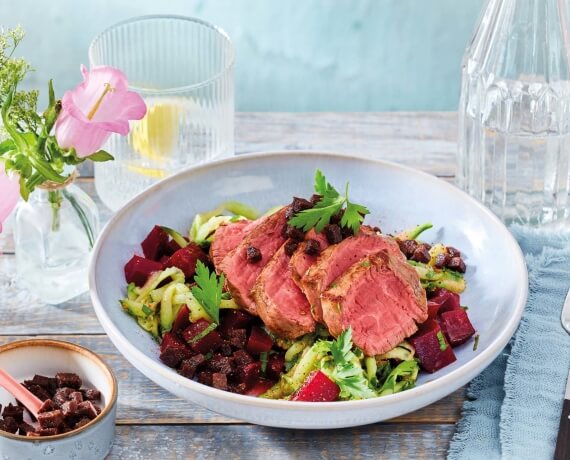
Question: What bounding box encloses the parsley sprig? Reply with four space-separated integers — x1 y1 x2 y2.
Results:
191 260 224 324
320 329 377 399
288 170 370 234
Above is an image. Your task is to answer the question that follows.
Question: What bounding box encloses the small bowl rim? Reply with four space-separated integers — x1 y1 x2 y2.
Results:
0 339 117 442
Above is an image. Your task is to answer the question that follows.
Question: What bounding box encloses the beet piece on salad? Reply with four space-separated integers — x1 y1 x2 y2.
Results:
164 238 183 257
266 353 285 381
245 378 274 397
238 362 262 388
159 332 194 368
182 319 223 354
165 244 208 279
219 310 254 337
291 370 340 402
171 304 191 335
440 309 476 346
141 225 170 261
428 288 461 315
124 255 164 287
410 320 457 373
246 326 273 356
179 354 207 379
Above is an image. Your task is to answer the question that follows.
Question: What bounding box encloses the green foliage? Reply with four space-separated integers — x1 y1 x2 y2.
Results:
191 260 224 324
319 329 377 400
288 170 370 233
0 26 112 199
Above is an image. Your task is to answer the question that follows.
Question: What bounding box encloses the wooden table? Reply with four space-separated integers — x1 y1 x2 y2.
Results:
0 112 462 459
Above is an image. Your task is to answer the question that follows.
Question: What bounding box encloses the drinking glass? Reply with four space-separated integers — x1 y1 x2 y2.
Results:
89 15 234 211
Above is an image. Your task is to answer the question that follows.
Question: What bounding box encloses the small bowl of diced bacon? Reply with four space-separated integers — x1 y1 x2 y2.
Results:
0 339 117 460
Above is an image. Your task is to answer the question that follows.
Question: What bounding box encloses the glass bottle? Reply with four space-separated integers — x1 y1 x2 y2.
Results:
458 0 570 226
14 174 99 304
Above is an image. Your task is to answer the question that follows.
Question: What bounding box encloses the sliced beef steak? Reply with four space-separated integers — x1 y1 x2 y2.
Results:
290 230 330 288
321 251 427 356
219 207 289 314
210 220 254 271
301 231 402 323
252 245 316 339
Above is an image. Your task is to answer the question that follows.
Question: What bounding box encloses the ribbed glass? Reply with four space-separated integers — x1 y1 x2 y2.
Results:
89 15 234 211
458 0 570 226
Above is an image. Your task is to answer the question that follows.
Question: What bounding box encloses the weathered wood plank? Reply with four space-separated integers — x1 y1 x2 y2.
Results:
0 335 464 425
109 423 455 459
234 112 458 177
0 257 105 334
78 112 458 179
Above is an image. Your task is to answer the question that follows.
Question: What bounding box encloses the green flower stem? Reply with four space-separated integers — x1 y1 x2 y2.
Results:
62 189 95 249
47 190 62 232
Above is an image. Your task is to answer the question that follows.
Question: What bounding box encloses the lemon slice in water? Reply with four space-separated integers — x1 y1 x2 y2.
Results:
128 101 181 178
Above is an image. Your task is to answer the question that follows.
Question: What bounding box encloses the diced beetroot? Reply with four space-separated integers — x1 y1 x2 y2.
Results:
182 319 223 354
246 326 273 356
197 371 213 386
429 288 461 314
164 238 183 257
237 362 261 388
291 370 340 402
178 354 206 379
124 255 164 287
427 301 441 319
440 309 476 346
266 353 285 381
232 349 254 368
245 378 274 397
172 305 191 335
410 320 457 373
141 225 169 261
159 332 194 368
219 310 254 337
164 244 208 278
159 255 170 265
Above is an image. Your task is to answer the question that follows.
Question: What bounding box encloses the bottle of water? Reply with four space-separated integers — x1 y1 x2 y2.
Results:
458 0 570 226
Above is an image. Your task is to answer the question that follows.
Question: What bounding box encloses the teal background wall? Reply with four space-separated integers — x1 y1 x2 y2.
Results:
3 0 484 111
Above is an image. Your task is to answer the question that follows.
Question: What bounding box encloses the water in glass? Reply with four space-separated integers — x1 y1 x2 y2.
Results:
458 0 570 226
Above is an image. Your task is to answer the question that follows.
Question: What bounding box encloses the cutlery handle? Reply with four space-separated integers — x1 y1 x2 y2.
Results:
555 399 570 460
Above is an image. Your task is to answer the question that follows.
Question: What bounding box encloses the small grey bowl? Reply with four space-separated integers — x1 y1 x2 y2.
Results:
0 339 117 459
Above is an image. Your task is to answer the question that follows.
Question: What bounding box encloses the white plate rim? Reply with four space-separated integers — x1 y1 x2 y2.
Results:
89 150 528 413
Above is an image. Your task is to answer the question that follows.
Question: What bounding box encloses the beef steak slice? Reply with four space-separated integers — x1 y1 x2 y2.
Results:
321 250 427 356
219 207 289 314
252 245 316 339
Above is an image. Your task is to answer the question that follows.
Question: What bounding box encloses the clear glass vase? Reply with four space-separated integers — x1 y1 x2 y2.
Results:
458 0 570 226
14 178 100 304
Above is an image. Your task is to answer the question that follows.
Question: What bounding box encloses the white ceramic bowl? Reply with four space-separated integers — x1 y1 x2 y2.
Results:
89 151 527 429
0 339 117 459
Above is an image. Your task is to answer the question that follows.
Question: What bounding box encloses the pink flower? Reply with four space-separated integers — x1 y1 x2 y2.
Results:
55 65 146 157
0 163 20 233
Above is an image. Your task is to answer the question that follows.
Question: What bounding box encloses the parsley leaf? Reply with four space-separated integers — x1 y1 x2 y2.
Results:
288 170 369 234
321 329 377 400
191 260 224 324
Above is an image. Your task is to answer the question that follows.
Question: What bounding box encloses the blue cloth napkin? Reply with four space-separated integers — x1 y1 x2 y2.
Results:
448 226 570 460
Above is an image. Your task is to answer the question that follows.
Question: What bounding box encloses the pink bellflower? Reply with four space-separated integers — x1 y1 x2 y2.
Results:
0 163 20 233
55 65 147 157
